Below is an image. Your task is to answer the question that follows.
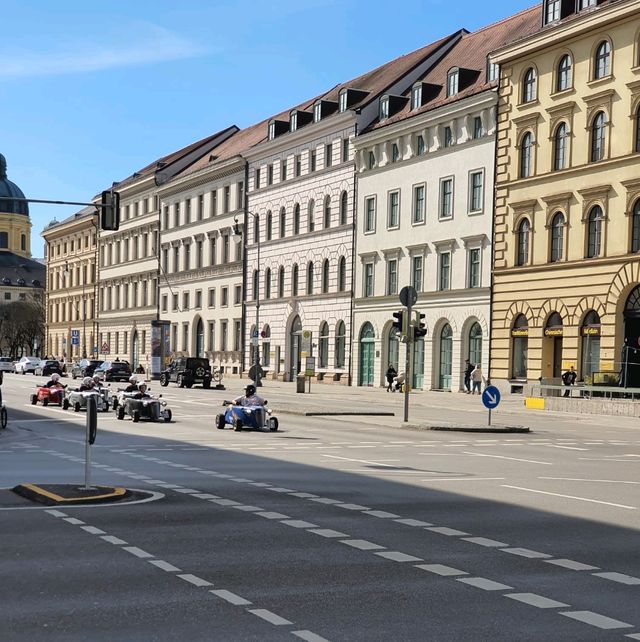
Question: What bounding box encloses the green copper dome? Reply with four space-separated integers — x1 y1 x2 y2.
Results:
0 154 29 216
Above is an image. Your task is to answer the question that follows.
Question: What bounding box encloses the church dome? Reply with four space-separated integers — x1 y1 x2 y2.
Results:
0 154 29 216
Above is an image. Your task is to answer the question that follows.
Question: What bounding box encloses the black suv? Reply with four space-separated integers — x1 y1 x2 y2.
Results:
160 357 212 389
93 360 132 382
71 359 104 379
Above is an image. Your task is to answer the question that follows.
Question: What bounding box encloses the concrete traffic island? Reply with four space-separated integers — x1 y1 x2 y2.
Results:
402 423 530 434
12 483 132 506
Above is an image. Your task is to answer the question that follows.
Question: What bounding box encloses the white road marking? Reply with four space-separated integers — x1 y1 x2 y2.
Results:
462 537 508 547
45 509 67 517
416 564 467 577
501 548 551 559
123 546 154 559
544 444 588 451
340 539 385 551
81 526 106 535
249 482 272 487
545 559 599 571
626 634 640 640
375 551 422 562
310 497 341 504
292 630 331 642
506 593 569 609
421 477 506 482
364 510 400 518
502 485 637 510
269 487 295 493
148 560 182 572
209 499 241 506
192 493 220 499
308 529 348 538
210 589 252 606
426 527 469 537
177 574 212 587
281 520 318 529
101 535 127 545
173 488 200 494
394 518 433 527
457 577 512 591
248 609 292 626
335 503 369 511
539 476 640 485
560 611 632 630
323 454 399 467
593 572 640 585
290 492 319 498
256 511 290 519
464 452 552 465
232 505 264 512
63 517 85 525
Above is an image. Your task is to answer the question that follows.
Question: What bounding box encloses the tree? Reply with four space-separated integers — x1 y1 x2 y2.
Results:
0 299 45 358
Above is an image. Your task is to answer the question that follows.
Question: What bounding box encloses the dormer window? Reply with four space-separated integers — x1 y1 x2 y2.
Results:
379 96 390 121
545 0 560 23
268 120 276 141
447 68 459 97
579 0 597 8
290 111 298 132
411 83 423 110
313 102 322 123
339 89 348 113
487 61 499 82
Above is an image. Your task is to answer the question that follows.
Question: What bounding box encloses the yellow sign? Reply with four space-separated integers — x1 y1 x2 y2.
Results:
599 360 614 371
582 327 601 336
511 329 529 337
544 328 563 337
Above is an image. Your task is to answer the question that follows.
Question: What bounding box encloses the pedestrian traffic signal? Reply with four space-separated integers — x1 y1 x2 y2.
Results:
100 189 120 231
413 312 427 338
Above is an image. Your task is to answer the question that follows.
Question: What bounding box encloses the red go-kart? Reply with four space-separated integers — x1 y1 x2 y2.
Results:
30 385 65 407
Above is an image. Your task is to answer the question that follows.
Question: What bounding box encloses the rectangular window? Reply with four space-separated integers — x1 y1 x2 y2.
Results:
379 98 389 120
174 203 180 228
444 126 454 148
222 235 229 263
208 288 216 307
196 240 203 268
342 138 349 163
413 184 425 224
364 263 374 297
195 290 202 309
439 252 451 291
364 197 376 233
295 154 301 177
416 135 425 156
207 322 215 351
469 171 484 213
185 199 191 224
198 194 204 220
310 150 316 172
161 294 168 313
172 293 178 311
388 191 400 228
267 164 273 185
237 181 244 207
468 249 481 288
234 285 242 305
411 256 423 292
234 321 241 352
473 116 483 139
254 168 261 190
223 186 230 213
221 286 228 307
386 259 398 295
183 244 191 271
220 321 228 351
325 143 333 167
314 102 322 122
368 151 375 169
411 84 422 110
182 292 189 310
281 159 287 181
211 190 217 216
439 178 454 219
339 91 348 112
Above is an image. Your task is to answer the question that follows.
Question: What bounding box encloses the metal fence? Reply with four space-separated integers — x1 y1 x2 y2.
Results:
530 382 640 401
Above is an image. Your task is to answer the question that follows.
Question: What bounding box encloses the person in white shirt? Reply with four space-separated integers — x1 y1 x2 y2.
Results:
470 365 485 395
233 384 266 407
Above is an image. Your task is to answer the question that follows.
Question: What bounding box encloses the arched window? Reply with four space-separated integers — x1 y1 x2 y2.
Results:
591 111 607 162
522 67 537 103
550 212 565 262
635 105 640 153
308 199 315 232
387 327 400 371
438 324 453 390
469 322 482 367
340 191 348 226
252 270 259 300
581 310 601 380
262 325 271 368
292 264 298 296
266 211 272 241
264 267 271 299
279 207 286 238
553 122 568 170
324 196 331 229
293 204 300 235
511 314 529 379
20 234 26 251
557 54 572 92
520 132 533 178
318 321 329 368
278 266 285 297
306 261 314 295
594 40 611 79
338 256 346 292
0 232 8 249
587 205 603 258
322 259 330 293
253 216 260 244
631 200 640 253
517 218 530 266
335 320 346 369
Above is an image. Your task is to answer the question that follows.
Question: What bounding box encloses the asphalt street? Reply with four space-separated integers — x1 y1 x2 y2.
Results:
1 374 639 641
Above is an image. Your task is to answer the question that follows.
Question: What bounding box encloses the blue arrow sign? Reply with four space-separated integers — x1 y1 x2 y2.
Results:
482 385 501 410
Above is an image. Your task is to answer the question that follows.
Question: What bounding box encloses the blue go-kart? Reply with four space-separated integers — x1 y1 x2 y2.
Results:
216 400 279 432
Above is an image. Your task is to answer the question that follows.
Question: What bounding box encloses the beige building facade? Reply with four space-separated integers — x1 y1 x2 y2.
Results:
490 0 640 391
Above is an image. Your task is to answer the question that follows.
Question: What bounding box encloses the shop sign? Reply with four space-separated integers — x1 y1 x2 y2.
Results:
511 329 529 337
544 328 563 337
582 326 601 336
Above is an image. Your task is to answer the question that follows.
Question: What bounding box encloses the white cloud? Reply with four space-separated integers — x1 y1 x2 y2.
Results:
0 25 207 78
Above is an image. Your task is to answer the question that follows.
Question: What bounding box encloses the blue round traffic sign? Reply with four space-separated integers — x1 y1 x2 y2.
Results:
481 385 501 410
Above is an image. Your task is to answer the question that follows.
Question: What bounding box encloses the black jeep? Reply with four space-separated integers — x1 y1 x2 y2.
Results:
160 357 212 389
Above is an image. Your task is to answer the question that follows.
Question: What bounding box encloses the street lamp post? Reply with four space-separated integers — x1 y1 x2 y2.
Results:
64 262 87 359
233 213 261 388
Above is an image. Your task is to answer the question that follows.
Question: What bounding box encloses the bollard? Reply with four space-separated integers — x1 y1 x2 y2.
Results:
83 395 98 490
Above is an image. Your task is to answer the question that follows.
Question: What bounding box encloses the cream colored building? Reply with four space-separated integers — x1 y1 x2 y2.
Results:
490 0 640 391
43 207 97 360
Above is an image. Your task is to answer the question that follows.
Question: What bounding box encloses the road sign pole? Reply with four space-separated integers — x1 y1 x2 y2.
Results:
84 395 97 490
488 407 492 427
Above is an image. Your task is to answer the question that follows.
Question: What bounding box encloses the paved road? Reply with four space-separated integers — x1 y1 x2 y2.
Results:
1 375 639 641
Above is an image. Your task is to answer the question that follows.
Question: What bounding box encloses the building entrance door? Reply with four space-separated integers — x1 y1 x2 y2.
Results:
359 322 375 386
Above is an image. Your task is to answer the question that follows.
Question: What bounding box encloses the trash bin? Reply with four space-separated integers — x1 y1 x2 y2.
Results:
296 375 306 393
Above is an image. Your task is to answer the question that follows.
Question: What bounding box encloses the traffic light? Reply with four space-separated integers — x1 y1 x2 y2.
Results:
101 189 120 231
413 312 427 338
392 310 404 334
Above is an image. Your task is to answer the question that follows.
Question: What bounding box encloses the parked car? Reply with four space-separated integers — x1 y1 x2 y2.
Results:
0 357 16 373
160 357 212 389
71 359 104 379
15 357 40 375
93 360 132 382
34 359 63 377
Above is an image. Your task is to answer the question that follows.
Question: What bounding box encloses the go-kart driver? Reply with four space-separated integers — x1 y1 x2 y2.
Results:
232 384 266 407
92 375 104 388
124 376 138 393
132 382 151 400
79 376 95 392
45 373 65 389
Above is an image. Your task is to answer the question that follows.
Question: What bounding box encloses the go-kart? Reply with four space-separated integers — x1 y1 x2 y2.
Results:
30 384 65 407
116 393 172 423
63 389 109 413
216 400 278 432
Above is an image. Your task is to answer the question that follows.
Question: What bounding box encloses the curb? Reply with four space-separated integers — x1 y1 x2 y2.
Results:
401 424 530 434
304 411 395 417
13 483 130 506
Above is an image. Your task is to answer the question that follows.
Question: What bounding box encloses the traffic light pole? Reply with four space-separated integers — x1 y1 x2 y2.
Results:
403 301 412 423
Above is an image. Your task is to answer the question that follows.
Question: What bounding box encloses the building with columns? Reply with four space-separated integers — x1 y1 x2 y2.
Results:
352 8 538 390
490 0 640 391
244 31 464 384
157 123 264 376
42 207 97 360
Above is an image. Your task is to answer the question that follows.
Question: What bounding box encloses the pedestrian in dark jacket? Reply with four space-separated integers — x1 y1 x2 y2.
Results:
464 360 474 393
562 366 577 397
386 364 397 392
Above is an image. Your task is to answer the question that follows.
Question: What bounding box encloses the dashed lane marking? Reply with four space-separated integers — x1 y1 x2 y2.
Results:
364 510 400 519
545 559 599 571
308 529 348 538
502 485 637 510
592 572 640 585
375 551 423 563
101 535 128 545
210 589 252 606
462 537 508 548
426 526 469 537
81 526 106 535
148 559 182 572
416 564 468 577
457 577 513 591
248 609 291 626
506 593 569 609
123 546 154 559
560 611 633 630
292 630 331 642
394 518 433 527
281 520 319 529
501 548 552 560
63 517 85 525
177 574 212 587
340 540 385 551
464 452 552 466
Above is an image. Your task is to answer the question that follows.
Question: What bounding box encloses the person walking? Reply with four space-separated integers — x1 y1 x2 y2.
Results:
470 364 485 395
386 364 397 392
562 366 577 397
464 359 474 393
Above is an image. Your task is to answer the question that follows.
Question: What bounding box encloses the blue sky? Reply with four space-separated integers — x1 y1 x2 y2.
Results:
1 0 535 254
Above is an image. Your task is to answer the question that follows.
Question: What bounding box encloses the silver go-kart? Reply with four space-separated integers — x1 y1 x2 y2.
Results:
116 392 172 423
63 388 109 413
